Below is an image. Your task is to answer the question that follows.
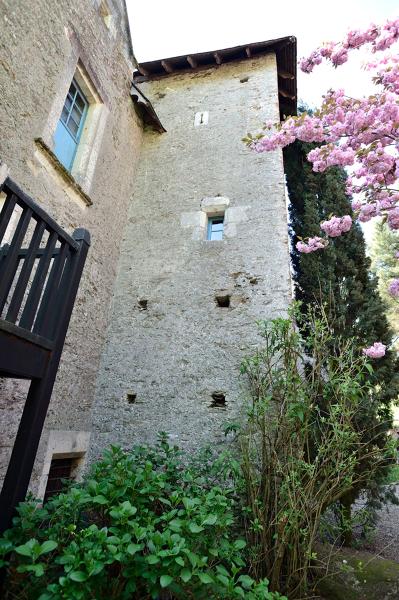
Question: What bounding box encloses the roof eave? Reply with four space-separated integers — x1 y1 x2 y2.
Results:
133 36 297 120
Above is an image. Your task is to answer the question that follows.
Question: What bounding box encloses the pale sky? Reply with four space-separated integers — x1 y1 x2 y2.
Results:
126 0 398 106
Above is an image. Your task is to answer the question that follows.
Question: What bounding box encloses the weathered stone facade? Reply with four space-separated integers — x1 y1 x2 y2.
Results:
0 0 294 499
0 0 143 493
89 55 292 458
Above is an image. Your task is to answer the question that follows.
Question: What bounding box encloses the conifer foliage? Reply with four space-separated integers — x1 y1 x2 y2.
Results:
284 139 399 530
370 220 399 347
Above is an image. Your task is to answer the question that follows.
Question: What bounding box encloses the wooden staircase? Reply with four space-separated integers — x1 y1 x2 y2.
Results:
0 176 90 533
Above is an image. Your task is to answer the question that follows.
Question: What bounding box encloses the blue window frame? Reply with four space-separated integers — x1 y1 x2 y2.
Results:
54 79 88 171
207 215 224 240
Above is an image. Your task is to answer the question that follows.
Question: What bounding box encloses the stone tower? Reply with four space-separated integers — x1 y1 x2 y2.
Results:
89 39 296 456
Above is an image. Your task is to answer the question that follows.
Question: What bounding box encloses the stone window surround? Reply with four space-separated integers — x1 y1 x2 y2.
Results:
37 430 91 501
34 27 110 208
181 196 249 240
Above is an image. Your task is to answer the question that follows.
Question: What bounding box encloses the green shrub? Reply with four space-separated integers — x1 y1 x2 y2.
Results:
238 308 394 598
384 464 399 484
0 434 284 600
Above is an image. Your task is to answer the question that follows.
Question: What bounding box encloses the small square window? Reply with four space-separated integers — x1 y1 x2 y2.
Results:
194 111 209 126
43 456 79 502
53 79 88 172
207 215 224 241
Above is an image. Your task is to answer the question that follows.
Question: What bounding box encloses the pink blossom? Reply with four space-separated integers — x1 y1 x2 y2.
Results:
298 19 399 73
320 215 352 237
251 16 399 297
388 278 399 297
363 342 386 358
358 204 379 222
351 199 362 211
387 208 399 230
331 48 348 66
296 236 327 253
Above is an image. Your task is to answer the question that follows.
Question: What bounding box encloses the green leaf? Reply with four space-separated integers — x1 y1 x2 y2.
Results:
39 540 57 555
160 575 173 588
147 554 160 564
234 539 247 550
234 586 245 597
238 574 254 589
198 572 213 584
69 571 88 582
202 514 217 525
0 539 13 556
17 563 45 577
15 539 38 558
217 574 230 586
159 497 171 506
187 551 199 567
169 518 183 531
127 543 142 556
175 556 185 567
120 500 137 515
188 522 204 534
180 568 192 583
92 495 108 505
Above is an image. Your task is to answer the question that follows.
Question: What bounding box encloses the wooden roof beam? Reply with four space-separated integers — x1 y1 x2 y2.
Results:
279 89 296 100
187 55 198 68
138 65 150 77
278 69 295 80
214 52 222 65
161 60 174 74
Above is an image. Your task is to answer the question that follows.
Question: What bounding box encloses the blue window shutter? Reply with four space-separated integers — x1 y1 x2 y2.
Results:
207 216 224 240
53 79 88 172
54 120 78 170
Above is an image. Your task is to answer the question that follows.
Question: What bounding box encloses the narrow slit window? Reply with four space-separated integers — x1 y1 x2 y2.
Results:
54 79 88 171
207 215 224 241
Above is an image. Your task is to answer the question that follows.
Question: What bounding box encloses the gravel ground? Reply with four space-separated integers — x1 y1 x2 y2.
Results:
359 484 399 563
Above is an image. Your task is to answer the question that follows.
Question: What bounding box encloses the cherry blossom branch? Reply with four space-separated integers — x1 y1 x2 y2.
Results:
248 17 399 356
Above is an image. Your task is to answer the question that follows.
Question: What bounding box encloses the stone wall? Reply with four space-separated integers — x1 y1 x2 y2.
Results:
0 0 143 493
89 54 292 458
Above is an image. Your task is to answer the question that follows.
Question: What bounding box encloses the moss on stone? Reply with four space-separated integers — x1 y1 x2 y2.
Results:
316 544 399 599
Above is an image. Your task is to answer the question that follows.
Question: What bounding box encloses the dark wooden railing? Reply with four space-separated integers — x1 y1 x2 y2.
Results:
0 176 90 533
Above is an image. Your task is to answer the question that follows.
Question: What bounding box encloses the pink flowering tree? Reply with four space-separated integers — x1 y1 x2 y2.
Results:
251 18 399 357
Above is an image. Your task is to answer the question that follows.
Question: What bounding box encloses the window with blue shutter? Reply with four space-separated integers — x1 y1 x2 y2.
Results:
207 215 224 240
54 79 88 172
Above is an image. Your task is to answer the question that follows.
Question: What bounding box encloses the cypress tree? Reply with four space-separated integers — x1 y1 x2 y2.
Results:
370 220 399 347
284 139 399 542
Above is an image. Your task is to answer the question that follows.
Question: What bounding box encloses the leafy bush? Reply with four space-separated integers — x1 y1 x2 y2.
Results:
384 464 399 485
238 308 394 598
0 434 284 600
